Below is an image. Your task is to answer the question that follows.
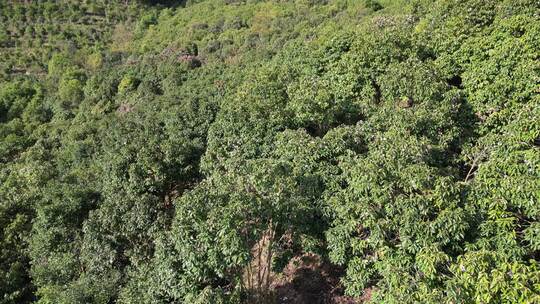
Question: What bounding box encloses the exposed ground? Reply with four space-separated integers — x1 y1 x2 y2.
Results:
272 254 363 304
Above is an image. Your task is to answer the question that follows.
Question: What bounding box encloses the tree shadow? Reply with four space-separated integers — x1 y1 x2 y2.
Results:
142 0 187 8
272 254 360 304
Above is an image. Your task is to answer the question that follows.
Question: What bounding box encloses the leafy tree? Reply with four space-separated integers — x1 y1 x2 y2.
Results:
1 1 539 303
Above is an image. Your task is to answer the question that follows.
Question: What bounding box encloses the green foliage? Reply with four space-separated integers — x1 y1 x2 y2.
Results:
1 1 539 303
47 54 74 77
446 251 540 303
0 171 36 304
0 0 149 80
0 80 48 303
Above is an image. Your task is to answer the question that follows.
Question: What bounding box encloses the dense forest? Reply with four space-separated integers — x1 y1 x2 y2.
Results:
0 0 538 303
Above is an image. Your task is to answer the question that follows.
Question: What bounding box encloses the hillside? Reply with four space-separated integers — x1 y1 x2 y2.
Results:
0 0 539 303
